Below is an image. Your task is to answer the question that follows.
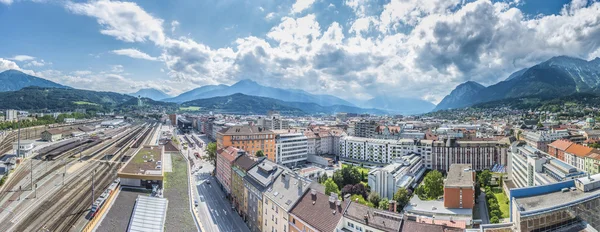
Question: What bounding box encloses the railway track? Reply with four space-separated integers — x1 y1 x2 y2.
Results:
7 123 154 231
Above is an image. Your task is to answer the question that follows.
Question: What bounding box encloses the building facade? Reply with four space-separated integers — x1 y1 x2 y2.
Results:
339 136 433 167
431 139 509 171
216 146 242 195
443 164 475 209
368 153 426 199
244 159 283 232
521 130 569 152
263 171 309 232
231 155 258 222
274 130 308 167
217 125 276 161
510 143 585 189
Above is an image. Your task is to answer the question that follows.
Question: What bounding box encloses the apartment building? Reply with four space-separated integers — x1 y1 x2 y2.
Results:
231 155 258 222
336 201 404 232
509 143 585 188
258 116 291 130
274 129 308 167
217 125 276 161
354 120 377 138
216 146 243 196
444 164 475 209
339 136 433 167
521 130 569 152
564 144 594 171
547 139 573 161
263 171 310 232
431 139 509 171
368 153 426 199
244 159 283 232
288 188 347 232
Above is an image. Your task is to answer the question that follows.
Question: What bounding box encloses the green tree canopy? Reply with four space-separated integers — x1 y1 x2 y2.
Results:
255 150 265 157
378 198 390 210
203 142 218 167
324 179 340 195
478 170 492 187
393 188 411 211
368 191 381 208
416 170 444 200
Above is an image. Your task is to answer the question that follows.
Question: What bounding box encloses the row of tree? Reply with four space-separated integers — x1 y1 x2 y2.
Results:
478 170 502 223
0 112 92 130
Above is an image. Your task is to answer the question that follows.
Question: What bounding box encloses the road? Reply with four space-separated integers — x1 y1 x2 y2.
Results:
180 132 249 232
478 191 490 224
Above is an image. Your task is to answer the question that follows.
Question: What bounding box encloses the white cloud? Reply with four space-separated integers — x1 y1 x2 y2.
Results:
72 70 92 76
171 20 180 33
66 0 165 45
9 55 36 61
291 0 316 14
0 58 21 72
53 0 600 103
265 12 276 20
111 65 124 73
0 0 13 5
112 48 158 61
24 60 46 67
259 7 264 12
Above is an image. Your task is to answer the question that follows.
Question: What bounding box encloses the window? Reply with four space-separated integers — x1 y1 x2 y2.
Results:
348 222 354 228
292 219 296 225
272 215 274 221
265 219 267 226
275 218 277 224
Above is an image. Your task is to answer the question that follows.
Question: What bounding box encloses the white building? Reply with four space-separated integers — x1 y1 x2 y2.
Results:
274 130 308 167
64 118 76 123
12 140 35 157
5 109 17 122
368 153 426 199
509 142 585 188
339 136 433 167
521 129 569 152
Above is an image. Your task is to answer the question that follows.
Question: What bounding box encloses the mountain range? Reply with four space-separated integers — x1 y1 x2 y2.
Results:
0 69 71 91
164 79 356 107
359 95 436 115
434 56 600 111
129 88 171 101
181 93 387 115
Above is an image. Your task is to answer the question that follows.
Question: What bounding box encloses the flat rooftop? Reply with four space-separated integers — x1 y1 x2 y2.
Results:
404 194 472 220
120 146 163 176
514 186 600 213
445 164 474 188
128 196 168 232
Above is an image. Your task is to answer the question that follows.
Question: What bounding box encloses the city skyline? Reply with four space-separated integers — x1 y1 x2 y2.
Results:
1 0 600 104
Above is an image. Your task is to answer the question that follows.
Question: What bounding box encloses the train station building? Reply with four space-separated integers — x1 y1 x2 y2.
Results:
118 145 164 188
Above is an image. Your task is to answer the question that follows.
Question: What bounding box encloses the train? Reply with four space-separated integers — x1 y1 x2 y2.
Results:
91 178 120 217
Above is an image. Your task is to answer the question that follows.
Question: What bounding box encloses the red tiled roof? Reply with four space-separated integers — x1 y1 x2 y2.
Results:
565 144 594 157
218 146 240 162
548 139 574 151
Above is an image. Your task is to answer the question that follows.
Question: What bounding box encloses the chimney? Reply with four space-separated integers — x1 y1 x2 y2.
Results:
311 189 317 196
389 200 397 212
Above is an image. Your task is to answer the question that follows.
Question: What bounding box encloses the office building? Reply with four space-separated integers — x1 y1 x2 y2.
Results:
368 153 426 199
443 164 475 209
509 174 600 231
431 139 509 171
510 143 585 188
521 130 569 152
354 120 377 138
274 129 308 167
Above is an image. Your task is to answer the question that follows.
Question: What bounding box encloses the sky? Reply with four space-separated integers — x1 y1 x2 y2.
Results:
1 0 600 104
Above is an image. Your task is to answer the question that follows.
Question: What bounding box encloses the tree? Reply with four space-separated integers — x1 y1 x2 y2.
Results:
419 170 444 200
255 150 265 157
478 170 492 187
378 198 390 210
490 216 500 224
393 188 411 211
324 179 340 195
491 209 501 218
341 184 354 197
203 142 218 167
368 192 381 208
351 183 368 199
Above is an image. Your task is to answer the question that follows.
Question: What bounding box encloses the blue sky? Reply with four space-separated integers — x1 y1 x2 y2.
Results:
1 0 599 103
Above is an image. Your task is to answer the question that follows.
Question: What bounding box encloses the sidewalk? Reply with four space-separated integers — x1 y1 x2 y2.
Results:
182 151 204 232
